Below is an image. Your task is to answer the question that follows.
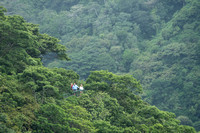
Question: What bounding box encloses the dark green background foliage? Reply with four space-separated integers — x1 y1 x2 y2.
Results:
0 0 200 132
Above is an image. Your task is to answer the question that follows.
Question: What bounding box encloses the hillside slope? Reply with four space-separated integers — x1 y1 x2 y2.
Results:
0 7 197 132
1 0 200 131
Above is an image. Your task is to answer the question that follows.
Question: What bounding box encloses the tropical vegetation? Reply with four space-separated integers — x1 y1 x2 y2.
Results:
0 0 200 132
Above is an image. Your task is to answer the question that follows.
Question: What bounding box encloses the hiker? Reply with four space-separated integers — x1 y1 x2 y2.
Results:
79 84 84 94
72 83 78 95
71 83 73 90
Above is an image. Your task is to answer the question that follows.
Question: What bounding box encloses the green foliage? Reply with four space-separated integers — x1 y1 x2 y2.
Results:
177 116 193 126
62 36 118 79
0 9 69 74
122 49 139 72
130 1 200 131
32 101 83 132
81 71 196 132
32 100 96 133
85 70 142 93
0 6 6 20
18 66 79 102
0 0 200 131
78 91 124 122
0 73 39 132
0 7 77 132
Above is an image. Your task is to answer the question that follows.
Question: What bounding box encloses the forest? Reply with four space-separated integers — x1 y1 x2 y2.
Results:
0 0 200 132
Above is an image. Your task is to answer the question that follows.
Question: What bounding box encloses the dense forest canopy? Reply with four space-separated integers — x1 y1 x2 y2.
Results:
0 0 200 132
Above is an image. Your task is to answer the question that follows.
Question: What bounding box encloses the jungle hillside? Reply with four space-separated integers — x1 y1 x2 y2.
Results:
0 0 200 132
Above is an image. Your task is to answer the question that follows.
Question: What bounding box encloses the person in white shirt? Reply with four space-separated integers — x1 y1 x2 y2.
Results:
79 84 84 94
